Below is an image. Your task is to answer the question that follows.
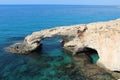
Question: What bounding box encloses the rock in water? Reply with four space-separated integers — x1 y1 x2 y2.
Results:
6 18 120 71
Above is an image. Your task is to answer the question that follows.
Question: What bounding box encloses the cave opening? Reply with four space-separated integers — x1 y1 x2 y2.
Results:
76 47 99 64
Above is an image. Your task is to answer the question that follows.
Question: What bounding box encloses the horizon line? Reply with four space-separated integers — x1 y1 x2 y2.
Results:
0 4 119 6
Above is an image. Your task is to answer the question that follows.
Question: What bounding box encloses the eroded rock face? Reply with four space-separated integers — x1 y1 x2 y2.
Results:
6 24 87 54
6 19 120 71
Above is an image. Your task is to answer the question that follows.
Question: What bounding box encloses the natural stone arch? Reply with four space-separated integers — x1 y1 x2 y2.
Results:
6 19 120 71
6 24 87 54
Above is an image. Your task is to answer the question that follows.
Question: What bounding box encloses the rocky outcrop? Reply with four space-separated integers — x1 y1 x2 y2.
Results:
6 19 120 71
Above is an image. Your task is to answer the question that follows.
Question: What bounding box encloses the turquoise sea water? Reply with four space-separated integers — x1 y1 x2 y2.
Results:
0 5 120 80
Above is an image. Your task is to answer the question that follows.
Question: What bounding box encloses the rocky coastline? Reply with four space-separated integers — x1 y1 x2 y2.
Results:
6 19 120 75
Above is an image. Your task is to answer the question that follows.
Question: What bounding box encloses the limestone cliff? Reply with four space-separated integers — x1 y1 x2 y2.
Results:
6 19 120 71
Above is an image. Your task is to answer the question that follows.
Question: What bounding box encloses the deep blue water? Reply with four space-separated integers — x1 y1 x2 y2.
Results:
0 5 120 80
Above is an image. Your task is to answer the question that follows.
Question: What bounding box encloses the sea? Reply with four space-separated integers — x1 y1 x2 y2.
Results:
0 5 120 80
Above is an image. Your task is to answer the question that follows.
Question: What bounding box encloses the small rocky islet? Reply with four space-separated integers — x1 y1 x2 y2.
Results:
6 19 120 80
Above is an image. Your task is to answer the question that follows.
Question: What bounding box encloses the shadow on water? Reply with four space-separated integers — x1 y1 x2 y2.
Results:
0 36 87 80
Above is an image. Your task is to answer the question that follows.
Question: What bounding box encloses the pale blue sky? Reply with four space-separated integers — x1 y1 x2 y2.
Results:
0 0 120 5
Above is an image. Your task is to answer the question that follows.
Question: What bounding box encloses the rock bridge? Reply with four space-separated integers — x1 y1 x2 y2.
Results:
6 19 120 71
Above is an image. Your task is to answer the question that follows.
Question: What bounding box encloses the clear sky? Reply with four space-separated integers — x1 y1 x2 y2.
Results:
0 0 120 5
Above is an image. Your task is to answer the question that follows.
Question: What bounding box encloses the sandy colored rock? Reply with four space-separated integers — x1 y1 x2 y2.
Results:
6 18 120 71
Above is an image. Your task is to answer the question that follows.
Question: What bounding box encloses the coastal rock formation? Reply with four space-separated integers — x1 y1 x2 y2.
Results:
6 19 120 71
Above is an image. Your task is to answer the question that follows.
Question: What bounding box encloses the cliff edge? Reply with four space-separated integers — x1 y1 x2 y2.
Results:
6 19 120 71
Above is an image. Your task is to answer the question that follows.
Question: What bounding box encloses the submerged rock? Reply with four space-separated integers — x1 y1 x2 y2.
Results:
6 18 120 71
73 54 118 80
